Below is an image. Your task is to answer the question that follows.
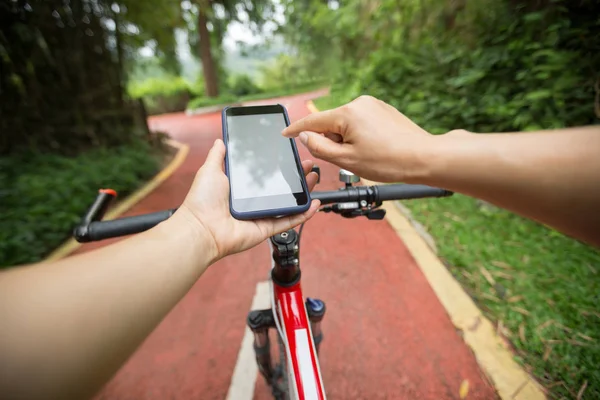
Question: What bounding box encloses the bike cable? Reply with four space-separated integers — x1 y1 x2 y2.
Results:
297 222 306 253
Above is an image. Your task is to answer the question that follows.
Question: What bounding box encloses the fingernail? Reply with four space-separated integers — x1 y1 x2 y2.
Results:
299 132 308 145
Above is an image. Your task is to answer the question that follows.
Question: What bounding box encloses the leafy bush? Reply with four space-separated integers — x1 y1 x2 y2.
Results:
228 74 262 97
356 6 598 134
187 94 238 110
239 81 329 101
186 81 328 111
258 54 326 92
128 76 188 98
292 1 599 134
128 76 202 115
0 140 160 268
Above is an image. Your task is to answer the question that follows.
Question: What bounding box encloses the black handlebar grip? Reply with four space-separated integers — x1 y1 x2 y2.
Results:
311 186 369 205
311 190 352 204
74 209 176 242
374 184 452 201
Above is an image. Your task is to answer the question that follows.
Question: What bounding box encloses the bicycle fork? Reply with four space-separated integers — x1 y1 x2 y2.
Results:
246 229 326 396
247 298 326 380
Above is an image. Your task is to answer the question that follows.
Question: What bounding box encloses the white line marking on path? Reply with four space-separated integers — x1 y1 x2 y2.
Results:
226 281 271 400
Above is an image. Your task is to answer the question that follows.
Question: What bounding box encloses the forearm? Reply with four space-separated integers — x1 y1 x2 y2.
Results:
0 210 215 399
418 126 600 246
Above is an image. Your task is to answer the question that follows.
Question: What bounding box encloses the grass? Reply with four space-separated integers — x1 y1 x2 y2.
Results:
403 195 599 399
313 94 344 111
0 140 161 268
187 81 329 111
237 82 326 102
313 94 600 399
187 94 237 110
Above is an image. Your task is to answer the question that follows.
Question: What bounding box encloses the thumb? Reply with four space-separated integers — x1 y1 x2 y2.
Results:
299 131 347 161
204 138 226 171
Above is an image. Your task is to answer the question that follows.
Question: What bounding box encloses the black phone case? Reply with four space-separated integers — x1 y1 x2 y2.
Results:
222 104 311 220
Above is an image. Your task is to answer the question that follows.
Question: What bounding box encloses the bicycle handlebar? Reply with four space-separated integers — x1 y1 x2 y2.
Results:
74 209 176 243
312 184 451 205
73 184 451 243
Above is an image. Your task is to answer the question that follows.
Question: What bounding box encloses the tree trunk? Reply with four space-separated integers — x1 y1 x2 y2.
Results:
197 4 219 98
114 8 125 105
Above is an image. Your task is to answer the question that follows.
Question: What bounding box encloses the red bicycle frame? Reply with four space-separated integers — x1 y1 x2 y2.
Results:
247 228 327 399
274 280 326 399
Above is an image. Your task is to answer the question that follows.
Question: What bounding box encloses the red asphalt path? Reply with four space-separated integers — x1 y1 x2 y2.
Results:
78 90 496 399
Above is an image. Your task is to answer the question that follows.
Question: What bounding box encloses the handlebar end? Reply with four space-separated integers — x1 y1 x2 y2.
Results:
99 188 118 197
73 225 90 243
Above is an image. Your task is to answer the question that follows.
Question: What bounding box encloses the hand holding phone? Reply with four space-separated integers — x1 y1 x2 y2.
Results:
222 105 312 220
178 138 319 261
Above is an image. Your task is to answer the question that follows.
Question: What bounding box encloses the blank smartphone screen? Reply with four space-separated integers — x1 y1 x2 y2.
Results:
225 106 309 213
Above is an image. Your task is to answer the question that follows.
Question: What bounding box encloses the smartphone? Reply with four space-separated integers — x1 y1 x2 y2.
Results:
222 104 311 220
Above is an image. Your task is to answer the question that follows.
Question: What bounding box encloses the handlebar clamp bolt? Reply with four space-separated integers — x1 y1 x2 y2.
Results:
339 169 360 185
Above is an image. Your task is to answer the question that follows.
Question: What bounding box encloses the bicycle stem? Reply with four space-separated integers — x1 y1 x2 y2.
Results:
270 230 301 286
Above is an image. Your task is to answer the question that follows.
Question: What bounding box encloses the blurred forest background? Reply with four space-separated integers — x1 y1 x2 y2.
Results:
1 0 599 398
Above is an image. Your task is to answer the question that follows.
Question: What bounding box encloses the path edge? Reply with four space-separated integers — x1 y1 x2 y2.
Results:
306 99 546 400
43 138 190 262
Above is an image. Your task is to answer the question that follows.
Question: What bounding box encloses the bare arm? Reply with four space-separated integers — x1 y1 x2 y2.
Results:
425 127 600 246
0 214 212 400
0 139 319 400
283 95 600 246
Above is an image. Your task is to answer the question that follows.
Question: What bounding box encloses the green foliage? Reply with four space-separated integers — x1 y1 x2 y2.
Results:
0 0 191 154
0 140 160 268
186 81 328 111
313 93 350 113
228 74 262 97
187 94 237 109
290 0 599 135
356 4 599 134
186 57 328 110
128 76 192 99
241 81 328 101
259 54 328 91
403 194 600 399
118 0 183 62
127 76 203 114
279 0 344 81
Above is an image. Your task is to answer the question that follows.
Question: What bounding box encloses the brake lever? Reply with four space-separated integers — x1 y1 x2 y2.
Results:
341 210 363 218
320 203 386 220
366 209 386 220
